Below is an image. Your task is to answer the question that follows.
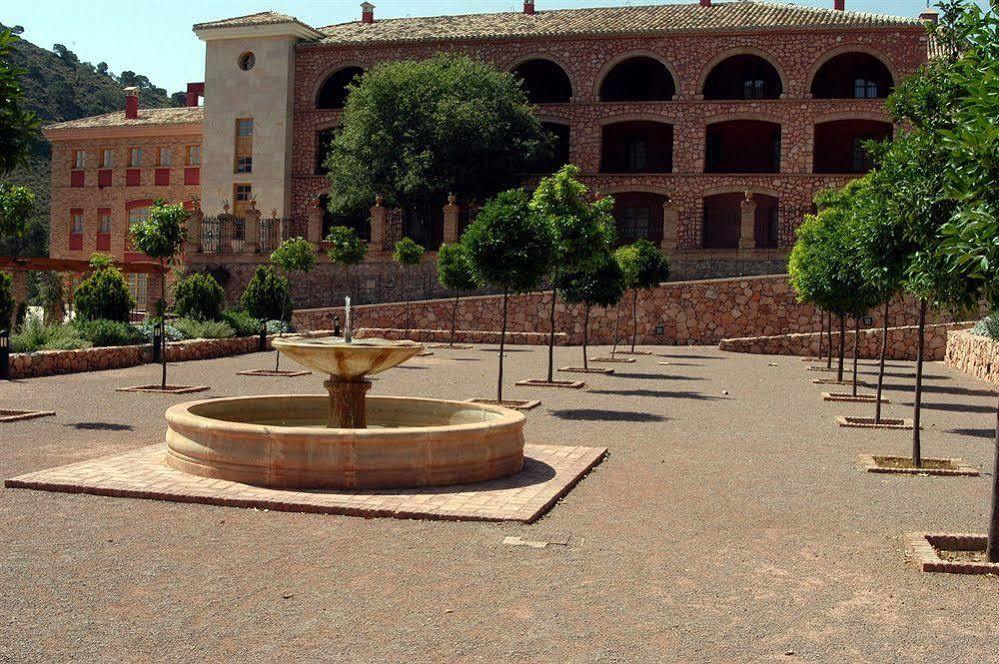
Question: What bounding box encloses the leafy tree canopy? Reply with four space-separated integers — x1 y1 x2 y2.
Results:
0 182 35 244
270 237 317 274
241 266 293 322
130 200 188 264
615 239 670 291
437 242 478 292
74 253 134 323
0 29 41 175
173 273 225 322
393 237 425 266
324 53 551 214
326 226 368 267
558 250 625 309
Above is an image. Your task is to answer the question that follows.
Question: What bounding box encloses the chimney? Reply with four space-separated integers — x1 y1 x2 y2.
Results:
524 0 536 14
919 8 939 23
186 82 204 107
124 87 139 119
361 2 375 24
700 0 711 7
834 0 845 10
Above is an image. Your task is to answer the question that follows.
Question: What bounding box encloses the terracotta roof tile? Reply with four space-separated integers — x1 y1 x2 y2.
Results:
44 107 203 131
193 11 300 30
314 1 922 46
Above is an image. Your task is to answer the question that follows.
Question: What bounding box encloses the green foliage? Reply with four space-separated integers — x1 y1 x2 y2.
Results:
326 226 368 267
130 200 188 264
557 250 625 309
461 189 553 292
437 243 478 292
73 253 134 323
0 29 41 175
137 319 182 342
393 237 425 266
529 165 616 276
221 309 261 337
270 237 317 274
171 317 235 340
971 312 999 340
240 266 292 322
324 53 550 214
71 319 143 347
0 183 35 247
173 272 224 322
0 271 13 327
615 239 670 291
11 318 89 352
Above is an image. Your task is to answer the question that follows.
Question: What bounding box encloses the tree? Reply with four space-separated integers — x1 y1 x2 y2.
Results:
0 183 34 257
0 272 13 331
558 251 626 371
326 226 368 311
529 165 616 383
615 239 670 355
436 243 478 347
462 189 553 403
0 29 41 175
173 272 224 322
269 237 316 370
324 53 551 217
130 200 189 390
393 237 425 339
241 266 292 323
74 254 134 323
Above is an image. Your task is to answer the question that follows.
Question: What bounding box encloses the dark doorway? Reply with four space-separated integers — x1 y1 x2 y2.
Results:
600 57 676 102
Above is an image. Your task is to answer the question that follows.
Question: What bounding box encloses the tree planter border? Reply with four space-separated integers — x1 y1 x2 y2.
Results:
836 416 914 430
516 379 585 389
807 366 839 373
857 454 979 477
822 392 889 403
428 344 474 350
0 409 56 423
906 533 999 575
466 398 540 411
812 378 863 386
589 357 636 364
615 351 654 356
559 366 614 375
236 369 312 378
116 385 211 395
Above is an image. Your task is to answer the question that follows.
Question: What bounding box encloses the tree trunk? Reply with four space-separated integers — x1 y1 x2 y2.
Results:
852 315 860 397
611 301 621 359
818 309 825 361
631 288 639 353
582 304 590 371
875 300 889 423
987 393 999 563
912 300 927 468
497 288 509 403
546 288 557 383
836 313 845 383
159 265 167 390
449 293 460 347
826 311 833 369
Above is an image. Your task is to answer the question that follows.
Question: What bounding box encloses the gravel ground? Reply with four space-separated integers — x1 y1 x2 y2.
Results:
1 344 998 663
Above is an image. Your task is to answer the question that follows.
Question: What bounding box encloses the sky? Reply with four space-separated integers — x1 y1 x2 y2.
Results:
2 0 971 95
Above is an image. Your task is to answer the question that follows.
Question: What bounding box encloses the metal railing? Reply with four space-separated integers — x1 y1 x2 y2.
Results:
201 215 246 255
259 217 308 252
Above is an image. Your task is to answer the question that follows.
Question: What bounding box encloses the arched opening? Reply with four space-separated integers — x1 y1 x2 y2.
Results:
601 121 673 173
599 57 675 102
810 53 893 99
315 127 339 175
705 120 780 173
702 193 778 249
703 54 782 100
813 119 893 174
531 122 571 173
320 194 369 242
513 59 572 104
612 192 666 245
316 66 365 109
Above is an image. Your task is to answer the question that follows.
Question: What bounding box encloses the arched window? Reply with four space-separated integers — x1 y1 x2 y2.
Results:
599 57 675 102
601 121 673 173
703 55 782 100
813 119 893 174
316 67 365 109
810 53 893 99
705 120 781 173
513 59 572 104
612 192 666 245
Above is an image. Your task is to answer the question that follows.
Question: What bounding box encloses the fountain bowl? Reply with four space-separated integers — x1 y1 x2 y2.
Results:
164 395 526 489
271 337 424 380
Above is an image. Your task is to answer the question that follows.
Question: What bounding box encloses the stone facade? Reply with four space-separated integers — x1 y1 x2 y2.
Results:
945 329 999 384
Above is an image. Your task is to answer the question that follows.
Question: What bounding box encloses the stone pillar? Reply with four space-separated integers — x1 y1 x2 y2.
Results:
739 192 757 251
243 204 261 254
442 194 460 246
306 198 324 245
661 198 679 251
186 208 203 254
370 195 387 252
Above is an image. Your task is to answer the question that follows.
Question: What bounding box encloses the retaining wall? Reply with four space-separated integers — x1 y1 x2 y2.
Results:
945 329 999 384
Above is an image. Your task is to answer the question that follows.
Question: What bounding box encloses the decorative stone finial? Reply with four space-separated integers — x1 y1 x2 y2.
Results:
447 193 457 205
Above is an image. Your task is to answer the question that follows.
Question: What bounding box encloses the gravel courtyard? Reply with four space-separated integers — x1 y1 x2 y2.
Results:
2 344 997 662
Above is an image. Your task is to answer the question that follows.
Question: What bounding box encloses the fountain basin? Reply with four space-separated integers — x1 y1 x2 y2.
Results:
164 395 526 489
272 337 424 380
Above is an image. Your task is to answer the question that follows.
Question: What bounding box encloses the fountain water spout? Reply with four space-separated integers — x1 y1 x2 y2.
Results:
345 296 353 343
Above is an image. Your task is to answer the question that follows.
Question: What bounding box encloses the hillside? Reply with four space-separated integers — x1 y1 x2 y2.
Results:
1 24 184 257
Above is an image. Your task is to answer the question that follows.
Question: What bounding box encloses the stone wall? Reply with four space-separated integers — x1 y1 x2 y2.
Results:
357 328 568 346
293 274 959 347
945 329 999 384
719 322 971 361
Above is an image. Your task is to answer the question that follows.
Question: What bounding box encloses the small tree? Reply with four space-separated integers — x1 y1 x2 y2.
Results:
529 165 615 382
130 200 188 390
615 239 670 354
326 226 368 310
241 266 293 323
0 29 41 176
393 237 425 339
436 243 477 347
463 189 553 403
74 254 134 323
0 272 13 330
268 237 316 370
173 272 224 322
558 251 626 371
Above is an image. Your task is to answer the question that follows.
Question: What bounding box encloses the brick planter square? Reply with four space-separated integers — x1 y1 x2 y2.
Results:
236 369 312 378
836 416 914 430
822 392 889 403
589 357 636 363
807 366 839 373
516 379 585 389
857 454 979 477
559 366 614 375
0 409 56 423
466 398 541 411
428 344 474 350
800 357 822 362
812 378 862 386
116 385 211 395
416 351 435 357
906 533 999 575
614 350 654 356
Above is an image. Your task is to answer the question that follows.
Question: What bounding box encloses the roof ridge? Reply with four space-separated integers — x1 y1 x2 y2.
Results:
744 0 916 23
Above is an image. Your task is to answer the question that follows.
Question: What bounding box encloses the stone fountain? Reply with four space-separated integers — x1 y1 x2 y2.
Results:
164 336 525 490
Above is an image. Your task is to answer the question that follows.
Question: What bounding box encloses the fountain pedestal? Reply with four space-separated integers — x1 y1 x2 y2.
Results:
324 376 372 428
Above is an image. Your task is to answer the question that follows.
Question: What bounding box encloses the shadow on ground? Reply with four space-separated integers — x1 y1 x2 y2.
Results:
548 408 667 422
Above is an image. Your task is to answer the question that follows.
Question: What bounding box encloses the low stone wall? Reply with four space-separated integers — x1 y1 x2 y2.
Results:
295 274 961 347
719 322 971 361
357 328 569 346
945 329 999 384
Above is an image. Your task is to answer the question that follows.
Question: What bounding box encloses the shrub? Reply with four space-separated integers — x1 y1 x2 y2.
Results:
221 309 260 337
174 272 225 321
11 319 90 353
972 313 999 339
137 319 183 342
0 271 16 329
172 317 235 340
74 254 134 323
72 319 144 347
240 266 292 322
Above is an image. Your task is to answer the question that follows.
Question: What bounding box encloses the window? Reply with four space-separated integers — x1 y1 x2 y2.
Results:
235 119 254 174
100 149 113 168
619 207 651 243
238 52 255 71
185 145 201 166
73 150 85 169
129 147 142 167
854 78 879 99
626 138 648 171
70 210 84 234
236 119 254 137
233 184 252 216
128 206 149 231
236 156 253 173
743 79 766 99
99 209 112 234
128 273 148 307
851 138 874 173
157 147 171 166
